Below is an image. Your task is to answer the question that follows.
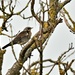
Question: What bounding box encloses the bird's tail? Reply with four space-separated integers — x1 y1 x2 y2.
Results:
2 43 11 49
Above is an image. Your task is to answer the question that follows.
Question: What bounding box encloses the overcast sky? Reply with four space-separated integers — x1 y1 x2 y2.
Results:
0 0 75 75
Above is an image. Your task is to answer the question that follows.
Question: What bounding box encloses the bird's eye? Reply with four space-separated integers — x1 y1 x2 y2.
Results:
28 28 31 30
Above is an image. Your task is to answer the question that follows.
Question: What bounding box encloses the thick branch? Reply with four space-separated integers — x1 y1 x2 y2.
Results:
0 50 6 75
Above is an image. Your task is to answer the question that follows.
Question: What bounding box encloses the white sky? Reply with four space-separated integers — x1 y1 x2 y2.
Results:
0 0 75 75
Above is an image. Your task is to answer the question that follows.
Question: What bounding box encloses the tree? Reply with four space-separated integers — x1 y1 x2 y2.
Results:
0 0 75 75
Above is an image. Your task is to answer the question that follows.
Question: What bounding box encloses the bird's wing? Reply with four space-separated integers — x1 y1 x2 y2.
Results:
12 31 28 44
16 31 28 38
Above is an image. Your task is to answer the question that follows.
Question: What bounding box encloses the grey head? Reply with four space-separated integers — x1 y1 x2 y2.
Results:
23 27 33 31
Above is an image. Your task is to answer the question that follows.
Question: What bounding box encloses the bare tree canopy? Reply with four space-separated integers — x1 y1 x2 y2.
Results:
0 0 75 75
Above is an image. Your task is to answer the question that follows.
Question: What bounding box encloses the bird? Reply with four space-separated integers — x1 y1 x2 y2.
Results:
2 27 33 49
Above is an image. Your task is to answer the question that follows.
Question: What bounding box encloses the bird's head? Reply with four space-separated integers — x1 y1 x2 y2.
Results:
23 27 33 31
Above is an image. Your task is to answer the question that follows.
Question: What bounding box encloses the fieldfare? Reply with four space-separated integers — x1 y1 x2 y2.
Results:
2 27 32 49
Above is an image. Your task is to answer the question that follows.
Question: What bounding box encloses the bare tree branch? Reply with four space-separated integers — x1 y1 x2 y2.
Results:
31 0 42 25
